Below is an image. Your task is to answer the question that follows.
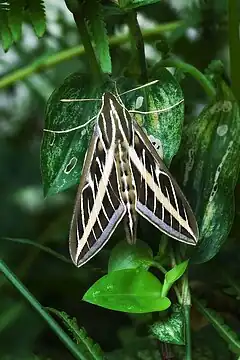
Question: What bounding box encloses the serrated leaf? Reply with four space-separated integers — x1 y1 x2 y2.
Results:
47 308 106 360
176 80 240 263
118 0 160 10
8 0 24 41
0 8 14 51
85 0 112 73
108 240 153 272
27 0 46 37
161 260 188 297
83 269 171 313
192 296 240 354
149 305 185 345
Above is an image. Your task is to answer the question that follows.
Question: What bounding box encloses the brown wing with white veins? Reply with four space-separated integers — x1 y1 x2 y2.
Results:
129 121 199 245
69 122 126 268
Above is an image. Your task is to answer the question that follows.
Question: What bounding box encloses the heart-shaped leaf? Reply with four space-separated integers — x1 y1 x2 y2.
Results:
83 269 171 313
108 240 153 272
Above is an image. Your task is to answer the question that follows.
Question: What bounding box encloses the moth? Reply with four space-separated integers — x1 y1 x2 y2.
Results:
44 81 199 267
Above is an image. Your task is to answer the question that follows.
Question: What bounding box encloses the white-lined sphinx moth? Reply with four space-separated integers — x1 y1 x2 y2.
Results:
44 83 199 267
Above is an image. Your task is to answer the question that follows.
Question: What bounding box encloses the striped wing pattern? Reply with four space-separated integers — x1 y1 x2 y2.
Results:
69 92 198 267
130 122 198 244
69 109 126 267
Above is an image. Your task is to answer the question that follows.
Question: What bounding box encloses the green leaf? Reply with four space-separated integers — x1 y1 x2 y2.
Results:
41 73 113 196
120 69 184 166
27 0 46 37
83 269 171 313
47 308 106 360
192 296 240 355
8 0 24 41
118 0 160 10
0 0 46 51
85 0 112 74
161 260 189 297
108 240 153 272
149 304 185 345
176 80 240 263
0 6 14 51
142 69 184 166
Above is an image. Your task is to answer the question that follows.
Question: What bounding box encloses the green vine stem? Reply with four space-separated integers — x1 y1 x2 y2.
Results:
0 21 183 89
1 237 72 263
170 247 192 360
0 259 89 360
150 58 216 99
126 11 148 83
228 0 240 101
182 274 192 360
65 1 102 82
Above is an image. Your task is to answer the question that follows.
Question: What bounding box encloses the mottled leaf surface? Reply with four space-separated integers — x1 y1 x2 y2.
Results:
150 305 185 345
41 73 114 196
119 68 184 166
176 80 240 263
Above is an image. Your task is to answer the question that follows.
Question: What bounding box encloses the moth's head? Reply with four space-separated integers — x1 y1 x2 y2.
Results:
101 92 123 116
102 92 118 104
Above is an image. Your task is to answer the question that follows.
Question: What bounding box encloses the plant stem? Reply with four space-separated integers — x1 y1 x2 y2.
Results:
172 245 192 360
184 304 192 360
0 259 89 360
126 11 148 83
72 7 102 83
151 59 216 99
1 237 72 263
0 21 183 89
182 273 192 360
228 0 240 101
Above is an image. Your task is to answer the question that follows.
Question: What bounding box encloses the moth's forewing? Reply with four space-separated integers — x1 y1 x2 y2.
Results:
129 120 198 245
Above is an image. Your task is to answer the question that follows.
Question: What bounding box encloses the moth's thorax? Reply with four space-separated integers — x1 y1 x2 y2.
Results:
99 92 133 146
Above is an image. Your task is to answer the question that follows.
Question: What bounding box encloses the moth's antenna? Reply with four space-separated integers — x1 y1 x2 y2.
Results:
61 98 101 102
44 114 98 134
119 80 159 96
129 98 184 114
